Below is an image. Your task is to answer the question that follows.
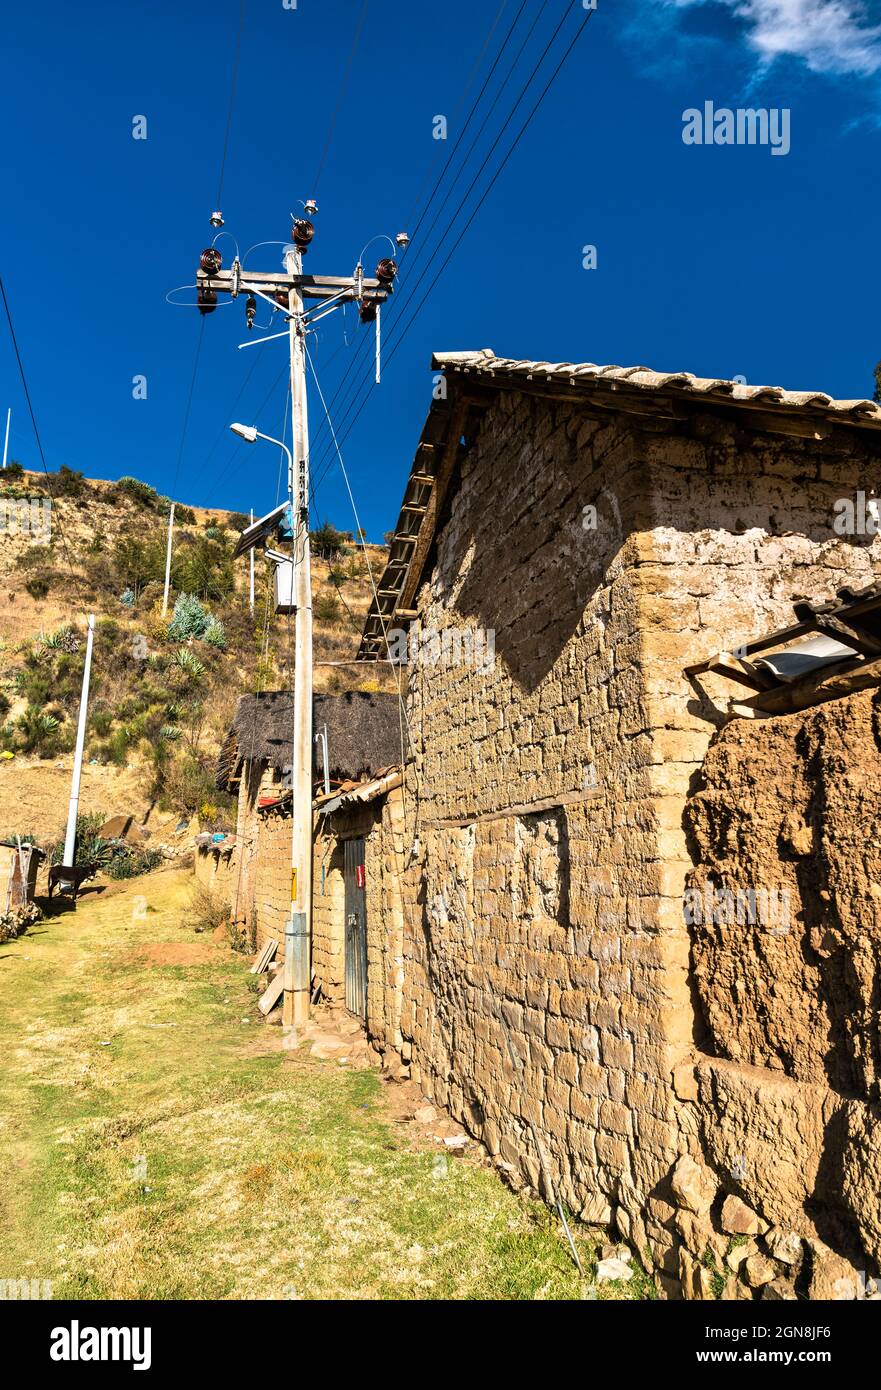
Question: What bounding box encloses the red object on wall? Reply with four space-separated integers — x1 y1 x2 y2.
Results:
356 864 365 889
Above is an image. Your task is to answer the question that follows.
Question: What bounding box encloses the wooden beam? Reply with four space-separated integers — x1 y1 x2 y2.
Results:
732 655 879 717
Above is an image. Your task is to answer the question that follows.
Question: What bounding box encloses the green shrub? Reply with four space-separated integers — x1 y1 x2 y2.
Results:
116 476 159 508
312 522 347 559
105 848 163 880
90 707 113 738
203 617 226 649
51 465 86 499
169 647 206 681
173 537 235 600
3 461 24 479
227 512 250 531
175 505 197 525
24 575 50 599
168 593 210 640
314 594 342 624
16 706 62 756
48 813 112 868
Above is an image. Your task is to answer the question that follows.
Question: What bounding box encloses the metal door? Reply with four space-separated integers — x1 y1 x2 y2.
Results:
344 838 367 1019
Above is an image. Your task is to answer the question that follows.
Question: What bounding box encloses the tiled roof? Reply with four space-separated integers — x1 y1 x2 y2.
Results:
358 349 881 660
432 349 881 424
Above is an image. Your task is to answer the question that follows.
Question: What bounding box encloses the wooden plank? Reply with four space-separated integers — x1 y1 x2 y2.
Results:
430 786 603 829
257 966 286 1015
813 614 881 658
250 939 277 975
732 654 881 717
399 398 472 615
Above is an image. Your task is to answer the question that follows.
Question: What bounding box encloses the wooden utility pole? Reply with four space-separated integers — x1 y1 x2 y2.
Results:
161 502 175 616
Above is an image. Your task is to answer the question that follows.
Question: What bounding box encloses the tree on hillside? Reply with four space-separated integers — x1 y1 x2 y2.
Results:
311 522 347 559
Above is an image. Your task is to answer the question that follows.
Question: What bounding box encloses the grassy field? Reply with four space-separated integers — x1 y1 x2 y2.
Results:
0 868 651 1301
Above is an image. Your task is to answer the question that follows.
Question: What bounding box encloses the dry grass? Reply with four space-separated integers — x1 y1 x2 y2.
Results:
0 868 652 1301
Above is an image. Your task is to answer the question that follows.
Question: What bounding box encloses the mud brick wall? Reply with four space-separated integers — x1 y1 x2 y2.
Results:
243 769 407 1041
680 687 881 1284
314 789 408 1052
631 413 881 1295
313 822 346 1003
398 387 881 1298
194 844 237 897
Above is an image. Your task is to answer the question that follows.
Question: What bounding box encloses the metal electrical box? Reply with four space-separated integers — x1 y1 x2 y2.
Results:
274 559 296 614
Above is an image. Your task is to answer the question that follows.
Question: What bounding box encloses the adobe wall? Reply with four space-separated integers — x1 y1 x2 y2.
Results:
316 787 408 1054
402 390 681 1255
241 767 407 1048
399 388 881 1298
632 410 881 1297
679 687 881 1297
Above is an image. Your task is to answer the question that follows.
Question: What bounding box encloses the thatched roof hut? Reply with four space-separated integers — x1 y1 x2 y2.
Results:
216 691 404 791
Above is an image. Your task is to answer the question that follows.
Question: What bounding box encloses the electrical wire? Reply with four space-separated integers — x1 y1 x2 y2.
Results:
171 318 206 496
0 273 77 580
216 0 246 211
402 0 511 232
304 0 525 463
312 0 370 194
309 1 595 493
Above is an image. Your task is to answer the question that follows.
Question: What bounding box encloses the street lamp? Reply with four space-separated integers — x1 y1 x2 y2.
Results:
229 421 291 478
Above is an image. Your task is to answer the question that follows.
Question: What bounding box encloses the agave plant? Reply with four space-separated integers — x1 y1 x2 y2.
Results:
170 648 205 680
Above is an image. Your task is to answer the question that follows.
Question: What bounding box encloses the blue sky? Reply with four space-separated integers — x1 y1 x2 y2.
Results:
2 0 881 539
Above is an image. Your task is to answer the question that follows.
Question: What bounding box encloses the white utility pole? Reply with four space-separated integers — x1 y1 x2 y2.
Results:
284 243 313 1031
193 213 399 1034
161 502 175 615
248 508 255 616
2 409 10 469
62 614 95 876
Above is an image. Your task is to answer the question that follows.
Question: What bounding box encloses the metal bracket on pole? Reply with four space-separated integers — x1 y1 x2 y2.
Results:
283 912 309 1031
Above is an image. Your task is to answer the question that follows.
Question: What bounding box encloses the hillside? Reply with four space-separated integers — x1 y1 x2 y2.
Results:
0 466 393 844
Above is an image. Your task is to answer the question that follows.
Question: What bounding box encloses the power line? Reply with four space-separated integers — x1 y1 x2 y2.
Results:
402 0 511 231
305 1 527 464
306 0 544 468
171 318 206 497
309 1 595 493
312 0 370 194
0 273 77 578
216 0 246 210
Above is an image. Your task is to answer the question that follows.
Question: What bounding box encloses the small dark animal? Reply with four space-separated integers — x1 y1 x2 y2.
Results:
48 863 99 901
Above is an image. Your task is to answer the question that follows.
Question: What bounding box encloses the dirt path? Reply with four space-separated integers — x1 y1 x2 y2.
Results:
0 869 644 1300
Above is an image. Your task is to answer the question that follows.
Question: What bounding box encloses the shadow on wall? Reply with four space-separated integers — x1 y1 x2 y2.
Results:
430 394 881 697
430 395 637 692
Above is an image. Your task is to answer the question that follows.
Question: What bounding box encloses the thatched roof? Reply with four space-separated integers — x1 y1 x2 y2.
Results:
217 691 404 791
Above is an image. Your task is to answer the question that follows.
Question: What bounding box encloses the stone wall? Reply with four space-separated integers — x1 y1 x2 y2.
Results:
396 387 881 1297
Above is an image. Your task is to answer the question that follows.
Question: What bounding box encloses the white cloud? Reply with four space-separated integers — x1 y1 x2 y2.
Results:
666 0 881 76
